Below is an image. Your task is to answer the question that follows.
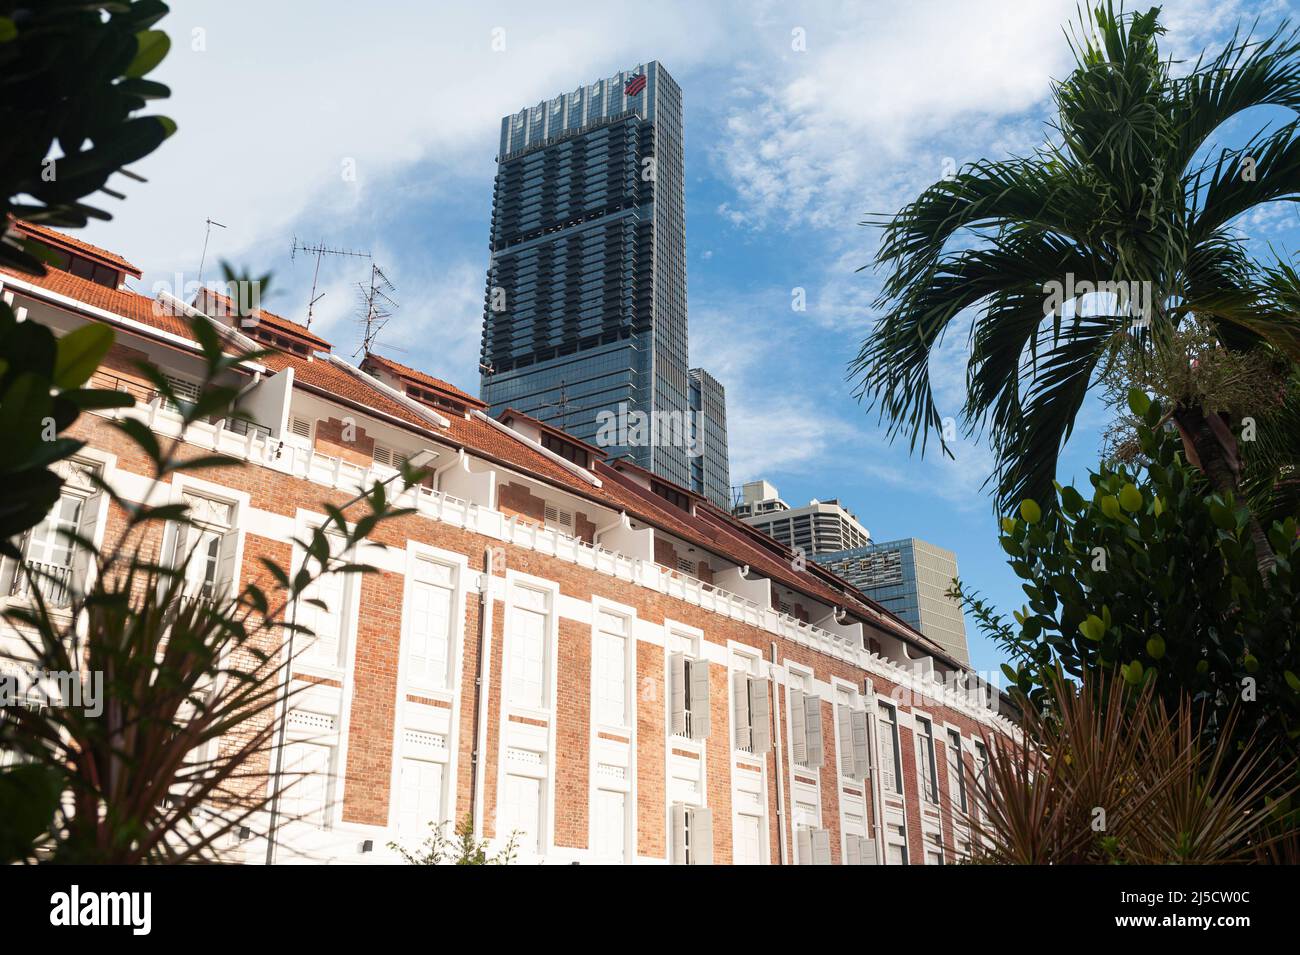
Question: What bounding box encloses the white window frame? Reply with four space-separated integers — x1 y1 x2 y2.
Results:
400 548 466 695
502 576 557 716
3 456 109 610
877 701 903 796
162 477 247 602
945 724 968 816
590 602 633 731
914 713 939 806
291 528 359 676
588 596 637 863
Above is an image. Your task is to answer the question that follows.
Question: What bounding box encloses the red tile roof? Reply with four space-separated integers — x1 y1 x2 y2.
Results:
360 352 485 409
195 288 332 352
500 407 608 460
0 261 193 339
7 219 143 278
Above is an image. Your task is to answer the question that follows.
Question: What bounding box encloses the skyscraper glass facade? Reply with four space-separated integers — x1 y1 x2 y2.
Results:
687 367 730 509
480 61 701 487
813 538 970 664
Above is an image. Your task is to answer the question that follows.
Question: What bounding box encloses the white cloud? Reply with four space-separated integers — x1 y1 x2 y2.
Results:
87 0 735 277
711 0 1078 231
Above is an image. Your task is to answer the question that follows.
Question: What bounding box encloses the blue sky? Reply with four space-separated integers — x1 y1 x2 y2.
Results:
87 0 1300 678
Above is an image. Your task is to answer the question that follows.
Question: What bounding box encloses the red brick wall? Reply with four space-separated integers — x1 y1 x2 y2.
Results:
554 617 590 848
314 416 375 466
704 660 733 864
340 568 404 825
636 641 666 857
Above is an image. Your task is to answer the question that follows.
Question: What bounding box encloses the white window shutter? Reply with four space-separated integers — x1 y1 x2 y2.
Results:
860 836 879 865
803 693 824 769
879 720 897 793
789 688 807 765
851 710 871 781
837 704 854 777
846 832 862 865
669 653 687 737
70 492 98 597
796 826 812 865
167 521 191 583
689 657 710 740
749 677 771 755
216 527 240 597
690 806 713 865
914 729 926 794
732 670 751 752
671 803 687 865
812 827 832 865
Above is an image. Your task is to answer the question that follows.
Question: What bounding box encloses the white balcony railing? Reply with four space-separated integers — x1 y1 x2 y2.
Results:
8 560 73 607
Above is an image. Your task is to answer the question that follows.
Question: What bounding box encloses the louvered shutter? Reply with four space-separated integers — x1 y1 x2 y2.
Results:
811 828 832 865
789 688 807 765
689 657 710 740
69 492 99 599
879 719 897 793
846 833 862 865
732 670 751 752
671 803 687 864
216 527 240 597
669 653 687 737
803 693 824 769
914 728 926 796
850 710 871 781
690 807 713 865
796 826 813 865
158 521 189 602
860 836 879 865
837 705 855 777
749 677 771 755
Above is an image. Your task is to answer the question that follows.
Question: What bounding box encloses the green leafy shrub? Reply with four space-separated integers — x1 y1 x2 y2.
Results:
955 390 1300 779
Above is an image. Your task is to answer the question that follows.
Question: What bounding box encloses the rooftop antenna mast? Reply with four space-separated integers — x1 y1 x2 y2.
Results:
535 379 577 430
290 236 371 329
354 263 400 358
197 217 226 287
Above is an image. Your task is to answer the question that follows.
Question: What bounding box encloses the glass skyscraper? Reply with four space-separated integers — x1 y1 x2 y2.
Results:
813 538 971 665
480 61 727 501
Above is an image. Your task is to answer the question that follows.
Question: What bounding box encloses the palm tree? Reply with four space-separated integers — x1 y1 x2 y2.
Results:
852 2 1300 569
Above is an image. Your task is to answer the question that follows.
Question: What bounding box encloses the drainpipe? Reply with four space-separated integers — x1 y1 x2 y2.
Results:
865 683 887 863
770 642 787 865
592 510 626 545
469 546 495 839
430 448 465 492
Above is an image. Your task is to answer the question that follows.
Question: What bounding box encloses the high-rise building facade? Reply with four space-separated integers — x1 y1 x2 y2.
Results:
687 367 729 508
479 61 727 500
734 480 871 556
815 539 971 665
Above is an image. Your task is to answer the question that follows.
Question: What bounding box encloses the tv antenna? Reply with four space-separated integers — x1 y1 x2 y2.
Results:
535 379 577 430
353 263 400 358
290 236 371 328
197 217 226 287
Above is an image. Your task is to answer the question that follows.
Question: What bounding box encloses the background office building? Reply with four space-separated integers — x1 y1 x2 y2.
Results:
733 480 871 555
480 60 728 503
687 368 729 509
815 539 970 665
